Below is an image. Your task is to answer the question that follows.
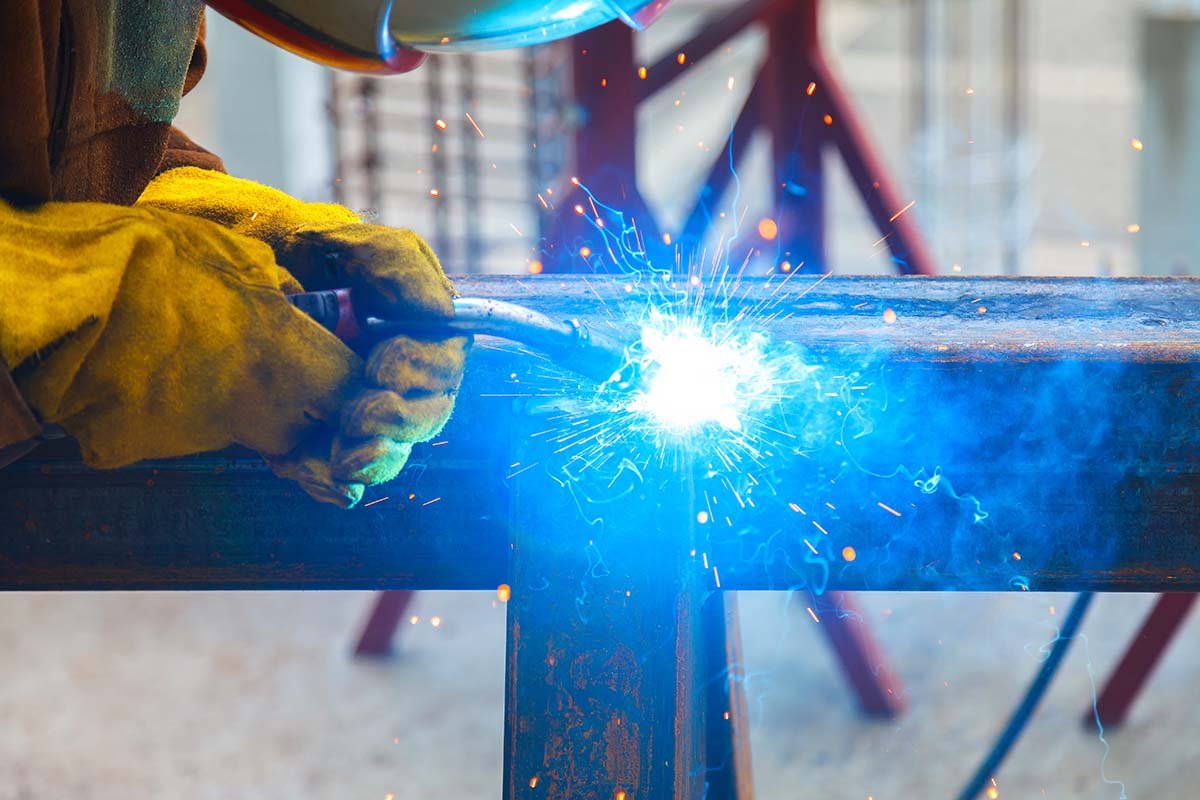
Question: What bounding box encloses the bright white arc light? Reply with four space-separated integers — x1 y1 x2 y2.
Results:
632 326 748 433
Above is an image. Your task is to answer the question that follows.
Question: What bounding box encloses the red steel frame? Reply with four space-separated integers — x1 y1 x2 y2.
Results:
543 0 936 275
357 0 926 719
1083 593 1198 729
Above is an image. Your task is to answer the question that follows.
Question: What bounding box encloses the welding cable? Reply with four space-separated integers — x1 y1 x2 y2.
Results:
954 591 1095 800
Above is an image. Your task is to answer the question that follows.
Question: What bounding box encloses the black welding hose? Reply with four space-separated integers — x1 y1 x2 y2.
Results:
954 591 1095 800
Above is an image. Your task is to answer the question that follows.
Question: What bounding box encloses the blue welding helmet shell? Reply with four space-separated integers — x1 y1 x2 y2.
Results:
206 0 670 73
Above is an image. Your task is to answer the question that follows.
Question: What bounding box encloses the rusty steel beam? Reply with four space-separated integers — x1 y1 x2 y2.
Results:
1 276 1199 593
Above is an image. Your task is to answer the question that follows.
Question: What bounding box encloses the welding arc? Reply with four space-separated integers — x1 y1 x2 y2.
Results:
954 592 1095 800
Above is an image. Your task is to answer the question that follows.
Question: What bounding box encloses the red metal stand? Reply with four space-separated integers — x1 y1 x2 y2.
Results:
814 591 906 718
353 590 416 656
1083 592 1197 729
545 0 936 276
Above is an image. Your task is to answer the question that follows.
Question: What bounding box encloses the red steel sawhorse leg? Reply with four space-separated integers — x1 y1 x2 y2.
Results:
1083 592 1197 729
353 590 417 656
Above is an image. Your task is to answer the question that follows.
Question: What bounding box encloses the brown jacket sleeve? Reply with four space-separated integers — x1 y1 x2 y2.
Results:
0 3 221 463
161 17 226 176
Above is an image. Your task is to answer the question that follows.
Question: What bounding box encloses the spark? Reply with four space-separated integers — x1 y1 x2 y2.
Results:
422 497 442 506
877 501 902 517
362 496 390 508
1131 138 1144 151
807 607 820 623
806 82 816 96
842 546 857 562
430 616 442 627
888 200 916 222
435 119 447 130
677 52 687 64
757 218 778 240
1127 223 1140 234
883 308 898 324
812 520 828 535
465 112 486 138
497 584 512 602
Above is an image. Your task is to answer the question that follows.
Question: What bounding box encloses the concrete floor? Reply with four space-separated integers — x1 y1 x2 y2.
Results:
1 590 1195 798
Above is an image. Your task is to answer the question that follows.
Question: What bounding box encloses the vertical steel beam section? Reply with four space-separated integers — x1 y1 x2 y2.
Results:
761 0 825 273
504 452 709 799
1084 592 1198 729
701 593 755 800
570 21 639 206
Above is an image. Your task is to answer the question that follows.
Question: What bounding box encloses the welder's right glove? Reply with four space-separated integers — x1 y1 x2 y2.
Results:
0 197 462 507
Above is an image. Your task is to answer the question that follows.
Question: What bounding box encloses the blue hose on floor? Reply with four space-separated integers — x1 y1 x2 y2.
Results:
954 591 1096 800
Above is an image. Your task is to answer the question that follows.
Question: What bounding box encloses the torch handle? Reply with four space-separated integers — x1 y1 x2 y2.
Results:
287 288 363 345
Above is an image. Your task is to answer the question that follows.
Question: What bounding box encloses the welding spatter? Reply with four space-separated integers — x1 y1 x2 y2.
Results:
288 288 635 387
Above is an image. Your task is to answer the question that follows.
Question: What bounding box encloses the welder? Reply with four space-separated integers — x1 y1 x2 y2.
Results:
0 0 667 506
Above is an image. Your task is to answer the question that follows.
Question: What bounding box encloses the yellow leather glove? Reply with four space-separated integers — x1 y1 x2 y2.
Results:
0 198 359 501
136 167 468 503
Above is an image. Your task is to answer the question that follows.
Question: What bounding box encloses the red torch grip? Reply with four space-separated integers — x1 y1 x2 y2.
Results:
287 288 363 346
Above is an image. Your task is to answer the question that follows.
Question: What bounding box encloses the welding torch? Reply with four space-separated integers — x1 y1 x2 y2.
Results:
288 288 631 385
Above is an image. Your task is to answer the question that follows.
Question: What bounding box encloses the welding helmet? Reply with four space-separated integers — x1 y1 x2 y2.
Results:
205 0 670 73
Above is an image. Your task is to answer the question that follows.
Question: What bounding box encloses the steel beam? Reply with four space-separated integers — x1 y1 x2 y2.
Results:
1 276 1198 593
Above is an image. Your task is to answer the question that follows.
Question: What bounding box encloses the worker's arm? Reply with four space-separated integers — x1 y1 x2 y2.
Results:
0 197 462 506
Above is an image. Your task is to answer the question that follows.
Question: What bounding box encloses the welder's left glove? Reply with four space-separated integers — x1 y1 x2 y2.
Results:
138 167 468 504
